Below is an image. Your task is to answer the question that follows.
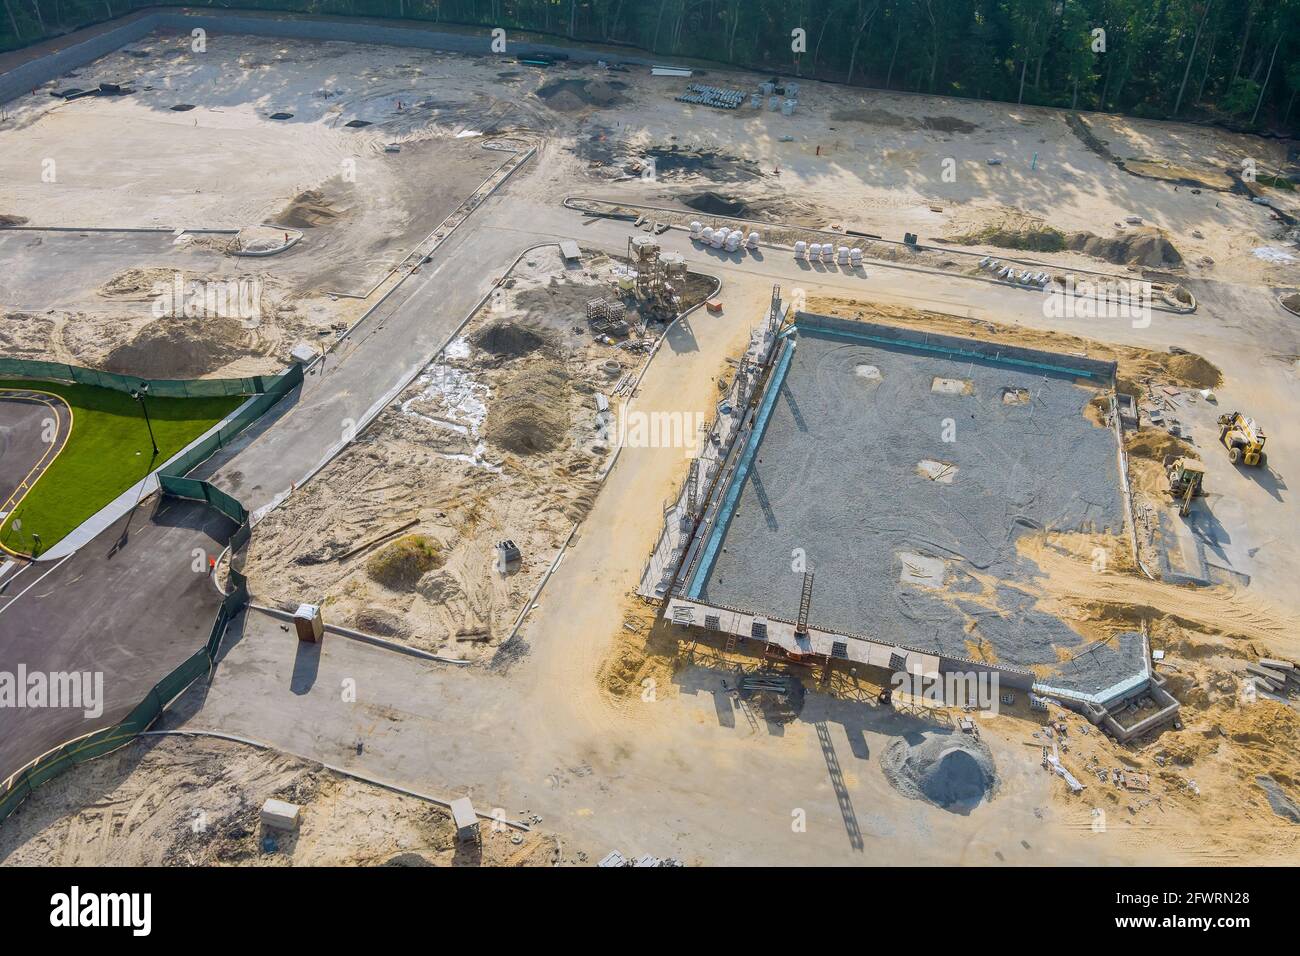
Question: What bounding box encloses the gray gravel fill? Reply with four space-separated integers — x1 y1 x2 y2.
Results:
698 329 1126 675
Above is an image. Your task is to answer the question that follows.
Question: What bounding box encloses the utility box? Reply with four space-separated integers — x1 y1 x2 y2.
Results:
495 540 522 573
289 341 320 366
449 797 480 843
293 603 324 643
260 798 302 832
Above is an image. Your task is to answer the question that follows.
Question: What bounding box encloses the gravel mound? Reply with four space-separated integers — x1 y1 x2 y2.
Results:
881 732 998 815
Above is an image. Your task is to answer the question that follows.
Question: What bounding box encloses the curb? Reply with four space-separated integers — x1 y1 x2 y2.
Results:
245 602 469 666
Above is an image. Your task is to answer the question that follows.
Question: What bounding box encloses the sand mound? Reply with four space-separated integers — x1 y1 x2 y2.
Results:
365 534 443 590
1116 348 1222 394
102 318 246 378
484 357 571 455
470 320 554 360
951 223 1182 266
353 606 409 637
1125 427 1196 464
740 678 806 724
1066 228 1183 268
1161 352 1221 389
952 224 1066 252
881 732 998 814
276 189 340 229
417 569 463 604
99 267 176 299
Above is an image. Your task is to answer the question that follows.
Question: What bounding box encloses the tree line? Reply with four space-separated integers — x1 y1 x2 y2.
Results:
3 0 1297 132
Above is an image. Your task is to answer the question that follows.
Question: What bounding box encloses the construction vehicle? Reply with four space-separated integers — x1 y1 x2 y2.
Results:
1165 456 1207 516
1217 412 1267 467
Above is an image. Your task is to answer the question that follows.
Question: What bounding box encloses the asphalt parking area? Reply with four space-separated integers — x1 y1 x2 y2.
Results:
0 494 235 781
0 389 71 524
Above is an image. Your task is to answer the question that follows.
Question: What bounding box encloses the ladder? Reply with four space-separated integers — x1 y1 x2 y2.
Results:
686 458 699 517
795 570 815 636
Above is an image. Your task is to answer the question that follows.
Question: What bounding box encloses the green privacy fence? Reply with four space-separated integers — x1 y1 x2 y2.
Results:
0 357 280 398
156 361 303 487
0 363 303 823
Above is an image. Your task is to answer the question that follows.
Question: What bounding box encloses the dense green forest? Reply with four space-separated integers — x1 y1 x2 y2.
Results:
2 1 1297 132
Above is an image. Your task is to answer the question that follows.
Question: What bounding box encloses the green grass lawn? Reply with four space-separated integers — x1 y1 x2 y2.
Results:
0 379 241 556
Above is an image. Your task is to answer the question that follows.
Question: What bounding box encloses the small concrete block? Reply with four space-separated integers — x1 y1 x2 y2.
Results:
916 459 957 484
899 551 945 588
449 797 479 837
289 341 319 365
261 798 301 831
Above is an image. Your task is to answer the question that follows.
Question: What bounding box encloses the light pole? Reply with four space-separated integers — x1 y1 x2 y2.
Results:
130 383 159 457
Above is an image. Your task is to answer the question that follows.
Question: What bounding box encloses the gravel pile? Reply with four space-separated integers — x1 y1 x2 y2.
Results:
881 731 999 815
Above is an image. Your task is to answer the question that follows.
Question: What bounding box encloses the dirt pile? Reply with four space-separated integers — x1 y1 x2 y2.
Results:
0 213 29 227
1065 228 1183 268
682 191 756 218
831 108 977 133
353 606 410 637
99 267 176 299
952 224 1066 252
365 534 444 590
536 78 627 112
597 609 680 706
1162 352 1221 388
1125 427 1196 464
1118 349 1222 393
470 320 555 361
483 356 571 455
643 146 762 182
881 732 999 814
276 189 340 229
951 221 1182 267
102 318 247 378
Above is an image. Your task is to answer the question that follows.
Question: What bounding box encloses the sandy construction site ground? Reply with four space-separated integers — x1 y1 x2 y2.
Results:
241 247 712 659
0 734 556 867
4 21 1300 867
547 70 1300 287
0 32 510 377
3 29 1298 378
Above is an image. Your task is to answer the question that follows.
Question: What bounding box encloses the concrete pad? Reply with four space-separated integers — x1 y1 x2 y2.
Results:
931 376 973 395
899 551 946 588
916 459 958 483
854 364 882 381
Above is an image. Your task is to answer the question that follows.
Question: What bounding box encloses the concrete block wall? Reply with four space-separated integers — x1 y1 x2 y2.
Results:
1 8 654 106
0 13 155 103
794 312 1118 382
